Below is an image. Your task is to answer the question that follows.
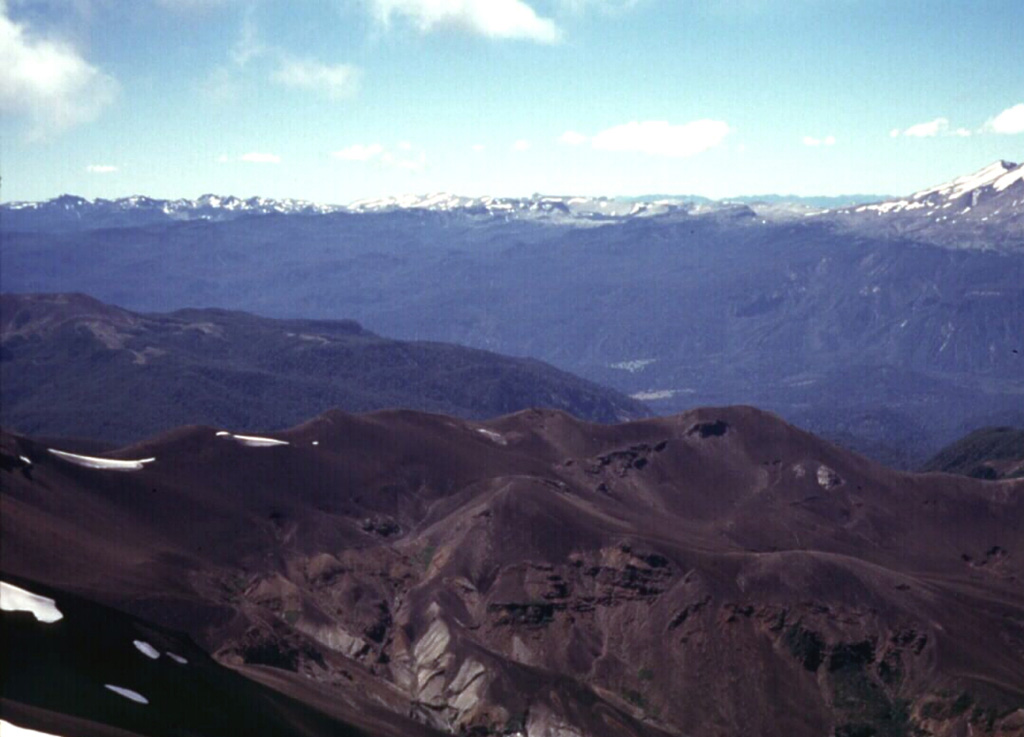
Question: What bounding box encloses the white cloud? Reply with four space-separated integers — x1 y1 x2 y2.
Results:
216 153 229 163
557 0 640 13
240 152 281 163
85 164 117 173
331 143 385 161
559 130 588 146
381 150 427 170
230 10 264 66
890 115 1000 139
802 134 835 147
986 103 1024 135
271 58 361 100
200 65 240 102
0 1 118 137
369 0 561 43
471 143 485 152
891 117 948 138
203 16 359 103
512 139 531 151
155 0 231 8
331 143 426 170
587 119 730 157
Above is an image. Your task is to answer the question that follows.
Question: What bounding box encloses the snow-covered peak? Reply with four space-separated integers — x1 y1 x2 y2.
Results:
910 160 1020 201
993 163 1024 192
837 160 1024 218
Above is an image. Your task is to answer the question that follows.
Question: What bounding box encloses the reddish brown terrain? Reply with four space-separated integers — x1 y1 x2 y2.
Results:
3 406 1023 737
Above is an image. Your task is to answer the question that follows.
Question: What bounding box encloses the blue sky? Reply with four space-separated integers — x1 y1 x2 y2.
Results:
2 0 1022 203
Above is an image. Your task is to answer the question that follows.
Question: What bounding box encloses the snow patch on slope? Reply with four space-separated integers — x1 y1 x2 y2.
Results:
910 160 1017 201
104 685 149 704
47 448 155 471
216 432 290 447
0 720 67 737
133 640 160 659
476 428 507 445
0 581 64 623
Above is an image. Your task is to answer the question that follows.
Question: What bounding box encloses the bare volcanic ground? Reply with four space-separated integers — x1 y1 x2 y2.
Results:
2 406 1023 737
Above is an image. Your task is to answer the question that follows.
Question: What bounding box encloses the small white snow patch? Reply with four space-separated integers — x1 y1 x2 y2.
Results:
630 390 677 401
166 652 188 664
133 640 160 659
0 719 66 737
216 432 289 447
105 685 149 704
233 434 289 447
817 465 842 489
215 431 231 436
1 581 63 623
47 449 155 471
476 428 507 446
312 440 319 446
19 455 32 465
609 358 656 373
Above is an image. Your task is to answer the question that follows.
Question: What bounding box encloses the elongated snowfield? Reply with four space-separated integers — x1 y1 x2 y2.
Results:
0 719 66 737
133 640 160 659
1 581 63 623
104 685 149 704
47 448 155 471
216 432 290 447
476 428 507 445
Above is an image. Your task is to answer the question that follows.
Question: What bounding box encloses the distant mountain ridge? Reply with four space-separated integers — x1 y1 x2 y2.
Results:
0 293 648 443
0 190 886 230
2 191 738 229
4 161 1021 250
2 160 1022 465
2 193 345 231
826 159 1024 250
4 160 1019 246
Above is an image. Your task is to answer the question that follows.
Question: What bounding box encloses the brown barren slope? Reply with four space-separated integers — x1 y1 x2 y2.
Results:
2 406 1023 737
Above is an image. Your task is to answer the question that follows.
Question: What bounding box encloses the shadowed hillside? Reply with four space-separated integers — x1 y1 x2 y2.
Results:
922 426 1024 479
0 293 648 444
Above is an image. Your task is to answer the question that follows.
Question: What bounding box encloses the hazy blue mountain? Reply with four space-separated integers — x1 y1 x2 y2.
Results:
2 162 1021 464
1 293 648 444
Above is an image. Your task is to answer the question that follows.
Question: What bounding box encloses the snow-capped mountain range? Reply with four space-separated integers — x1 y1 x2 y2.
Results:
3 160 1021 247
346 192 693 219
3 191 698 227
4 193 343 217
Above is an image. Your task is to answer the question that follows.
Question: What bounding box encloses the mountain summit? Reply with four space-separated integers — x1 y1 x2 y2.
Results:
829 160 1024 250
